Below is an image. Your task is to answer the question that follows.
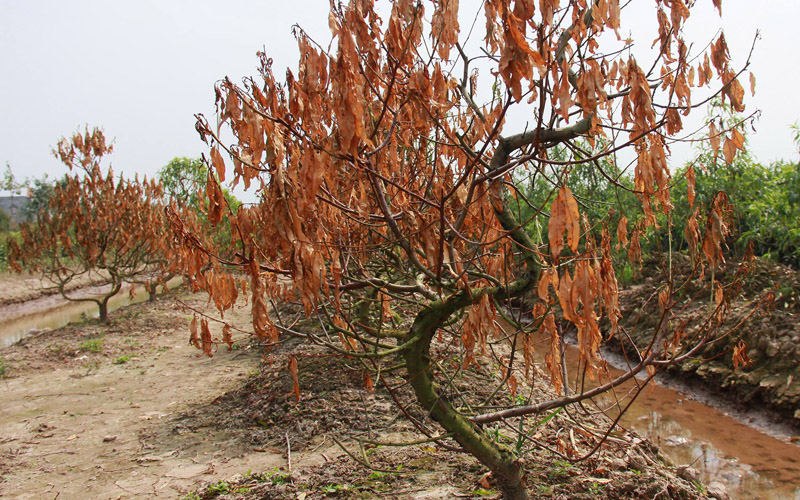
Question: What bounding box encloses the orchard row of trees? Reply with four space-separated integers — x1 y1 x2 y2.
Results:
4 129 240 320
4 1 798 498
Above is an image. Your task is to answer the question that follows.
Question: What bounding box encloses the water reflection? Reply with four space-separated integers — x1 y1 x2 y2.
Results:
0 277 183 347
598 369 800 500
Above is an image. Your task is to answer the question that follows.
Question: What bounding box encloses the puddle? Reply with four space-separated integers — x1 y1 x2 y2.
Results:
563 344 800 500
0 276 183 347
617 391 800 500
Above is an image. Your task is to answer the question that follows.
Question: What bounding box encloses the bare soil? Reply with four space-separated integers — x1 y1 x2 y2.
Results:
0 290 307 500
0 285 710 500
618 253 800 424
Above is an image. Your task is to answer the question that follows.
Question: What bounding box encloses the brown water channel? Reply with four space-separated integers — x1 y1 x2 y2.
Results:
0 277 183 347
561 342 800 500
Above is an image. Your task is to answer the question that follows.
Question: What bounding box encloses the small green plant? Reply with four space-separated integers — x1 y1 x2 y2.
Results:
471 488 499 497
243 470 270 483
267 469 290 485
205 480 231 495
113 354 132 365
321 483 351 494
79 338 104 353
588 481 604 495
693 481 707 495
0 356 8 378
548 460 576 482
618 261 635 287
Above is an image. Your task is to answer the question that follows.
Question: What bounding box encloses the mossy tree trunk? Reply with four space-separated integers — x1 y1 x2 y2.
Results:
403 281 533 500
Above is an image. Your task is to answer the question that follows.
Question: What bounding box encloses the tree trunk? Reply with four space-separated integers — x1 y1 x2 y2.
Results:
98 275 121 323
403 290 530 500
148 281 157 302
98 299 109 323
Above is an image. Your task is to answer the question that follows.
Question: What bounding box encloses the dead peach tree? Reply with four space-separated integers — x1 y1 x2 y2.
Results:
8 128 174 322
181 1 760 497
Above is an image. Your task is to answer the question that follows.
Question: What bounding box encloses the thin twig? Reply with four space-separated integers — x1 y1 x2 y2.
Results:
285 432 292 472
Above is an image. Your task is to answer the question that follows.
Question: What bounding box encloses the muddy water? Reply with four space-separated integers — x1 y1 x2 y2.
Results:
618 390 800 500
560 344 800 500
0 277 183 347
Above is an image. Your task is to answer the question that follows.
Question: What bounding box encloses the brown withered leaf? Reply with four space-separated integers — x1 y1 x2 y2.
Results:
709 122 721 157
363 371 375 393
537 266 559 302
702 193 731 267
723 72 746 112
616 215 629 252
189 315 200 349
548 186 581 258
722 136 736 165
732 340 753 371
205 175 224 225
714 284 727 323
222 324 233 351
210 146 226 183
685 207 702 263
431 0 460 60
200 318 214 357
599 227 621 338
710 34 729 75
573 260 601 376
557 269 579 323
731 127 745 150
288 356 300 402
749 71 756 96
686 165 696 207
507 374 518 400
658 287 671 313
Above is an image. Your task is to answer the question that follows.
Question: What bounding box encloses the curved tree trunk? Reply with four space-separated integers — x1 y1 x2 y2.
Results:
403 286 531 500
97 275 122 323
97 298 109 323
148 281 158 302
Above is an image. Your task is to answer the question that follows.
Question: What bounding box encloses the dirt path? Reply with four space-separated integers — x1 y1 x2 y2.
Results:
0 291 326 500
0 286 726 500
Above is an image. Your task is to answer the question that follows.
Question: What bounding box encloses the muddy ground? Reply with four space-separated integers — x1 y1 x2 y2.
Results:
618 254 800 425
0 285 716 500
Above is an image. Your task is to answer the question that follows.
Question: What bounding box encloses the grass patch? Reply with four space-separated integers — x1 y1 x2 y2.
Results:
113 354 132 365
79 338 104 353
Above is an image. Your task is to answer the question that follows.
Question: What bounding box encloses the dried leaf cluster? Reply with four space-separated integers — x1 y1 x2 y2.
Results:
168 1 764 497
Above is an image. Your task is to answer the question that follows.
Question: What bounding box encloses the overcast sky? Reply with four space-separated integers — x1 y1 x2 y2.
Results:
1 1 798 196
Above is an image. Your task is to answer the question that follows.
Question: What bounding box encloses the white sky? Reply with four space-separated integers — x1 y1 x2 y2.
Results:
1 0 798 196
